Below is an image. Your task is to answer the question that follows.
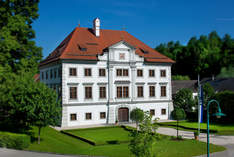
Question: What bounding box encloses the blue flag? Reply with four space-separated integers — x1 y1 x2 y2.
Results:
199 86 204 123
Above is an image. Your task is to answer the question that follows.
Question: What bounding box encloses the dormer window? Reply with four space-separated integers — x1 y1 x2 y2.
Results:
140 48 149 54
78 44 87 51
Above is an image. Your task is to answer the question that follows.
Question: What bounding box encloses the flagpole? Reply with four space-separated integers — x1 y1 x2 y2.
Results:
198 74 200 134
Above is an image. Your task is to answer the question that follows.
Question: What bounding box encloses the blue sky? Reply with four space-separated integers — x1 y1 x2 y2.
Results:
33 0 234 58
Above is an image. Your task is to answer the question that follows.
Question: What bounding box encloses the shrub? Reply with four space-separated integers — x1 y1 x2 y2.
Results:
214 91 234 123
194 131 199 136
0 131 30 150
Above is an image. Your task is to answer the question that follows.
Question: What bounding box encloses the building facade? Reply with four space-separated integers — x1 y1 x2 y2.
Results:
39 18 174 127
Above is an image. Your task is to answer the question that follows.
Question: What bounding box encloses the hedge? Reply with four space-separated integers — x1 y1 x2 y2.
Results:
0 131 30 150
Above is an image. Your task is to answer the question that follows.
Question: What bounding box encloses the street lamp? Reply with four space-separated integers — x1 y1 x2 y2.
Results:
206 99 225 157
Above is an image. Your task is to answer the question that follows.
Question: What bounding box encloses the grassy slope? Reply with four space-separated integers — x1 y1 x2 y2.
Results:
27 126 225 157
65 126 130 144
158 121 234 135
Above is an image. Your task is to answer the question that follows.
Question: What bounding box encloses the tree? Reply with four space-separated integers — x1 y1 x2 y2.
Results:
214 91 234 123
173 88 195 113
129 112 158 157
31 82 61 144
130 108 144 130
172 75 190 80
202 83 215 107
171 108 186 138
155 31 234 79
0 72 61 144
217 66 234 78
0 0 42 74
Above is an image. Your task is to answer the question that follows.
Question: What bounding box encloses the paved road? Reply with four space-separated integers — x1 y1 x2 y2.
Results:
0 148 91 157
157 127 234 145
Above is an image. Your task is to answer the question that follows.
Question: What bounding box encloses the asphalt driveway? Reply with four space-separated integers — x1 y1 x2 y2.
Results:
0 148 91 157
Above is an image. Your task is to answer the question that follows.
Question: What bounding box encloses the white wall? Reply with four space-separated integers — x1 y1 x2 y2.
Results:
62 102 169 127
40 41 173 127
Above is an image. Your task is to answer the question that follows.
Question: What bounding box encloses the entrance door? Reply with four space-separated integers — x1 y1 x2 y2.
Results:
118 108 129 122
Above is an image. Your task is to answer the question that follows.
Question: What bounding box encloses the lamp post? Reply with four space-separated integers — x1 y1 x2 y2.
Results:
206 99 225 157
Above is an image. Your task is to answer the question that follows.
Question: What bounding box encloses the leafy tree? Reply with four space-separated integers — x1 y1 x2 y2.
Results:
31 82 61 144
129 112 158 157
217 66 234 78
172 75 190 80
155 31 234 79
171 108 186 138
0 0 42 74
214 91 234 123
202 83 215 107
0 72 61 144
130 108 144 130
173 88 195 113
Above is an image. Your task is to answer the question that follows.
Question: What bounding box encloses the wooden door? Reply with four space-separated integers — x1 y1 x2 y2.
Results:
118 108 129 122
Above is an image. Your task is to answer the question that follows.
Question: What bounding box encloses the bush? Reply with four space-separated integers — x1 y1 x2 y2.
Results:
214 91 234 123
0 131 30 150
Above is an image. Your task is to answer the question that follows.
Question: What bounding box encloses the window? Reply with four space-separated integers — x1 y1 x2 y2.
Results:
50 69 53 79
149 86 155 97
117 86 129 98
137 86 144 97
85 87 92 99
116 69 128 76
119 53 125 60
149 70 155 77
161 109 166 115
123 69 128 76
46 71 48 80
161 86 166 97
137 69 143 77
84 68 92 76
123 86 129 97
99 87 106 98
70 87 77 99
150 109 155 116
85 113 92 120
116 69 122 76
41 72 44 80
99 69 106 77
70 114 77 121
160 70 166 77
100 112 106 119
69 68 77 76
54 69 57 78
117 87 122 98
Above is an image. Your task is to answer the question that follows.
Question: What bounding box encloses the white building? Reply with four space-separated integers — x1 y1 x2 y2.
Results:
39 18 175 127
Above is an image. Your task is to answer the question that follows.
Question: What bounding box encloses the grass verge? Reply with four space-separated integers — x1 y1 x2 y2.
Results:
63 126 130 145
26 126 225 157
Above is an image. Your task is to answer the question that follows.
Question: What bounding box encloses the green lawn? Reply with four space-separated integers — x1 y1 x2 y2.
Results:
64 126 130 145
27 126 225 157
158 121 234 135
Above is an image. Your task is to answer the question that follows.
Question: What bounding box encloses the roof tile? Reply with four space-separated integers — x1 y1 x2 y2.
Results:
40 27 174 66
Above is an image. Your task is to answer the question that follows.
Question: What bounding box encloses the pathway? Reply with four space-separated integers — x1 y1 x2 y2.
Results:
0 148 91 157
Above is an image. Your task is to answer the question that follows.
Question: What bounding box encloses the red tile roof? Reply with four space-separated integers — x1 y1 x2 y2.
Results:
40 27 174 66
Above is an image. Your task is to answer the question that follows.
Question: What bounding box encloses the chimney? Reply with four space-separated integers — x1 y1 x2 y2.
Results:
93 18 100 37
